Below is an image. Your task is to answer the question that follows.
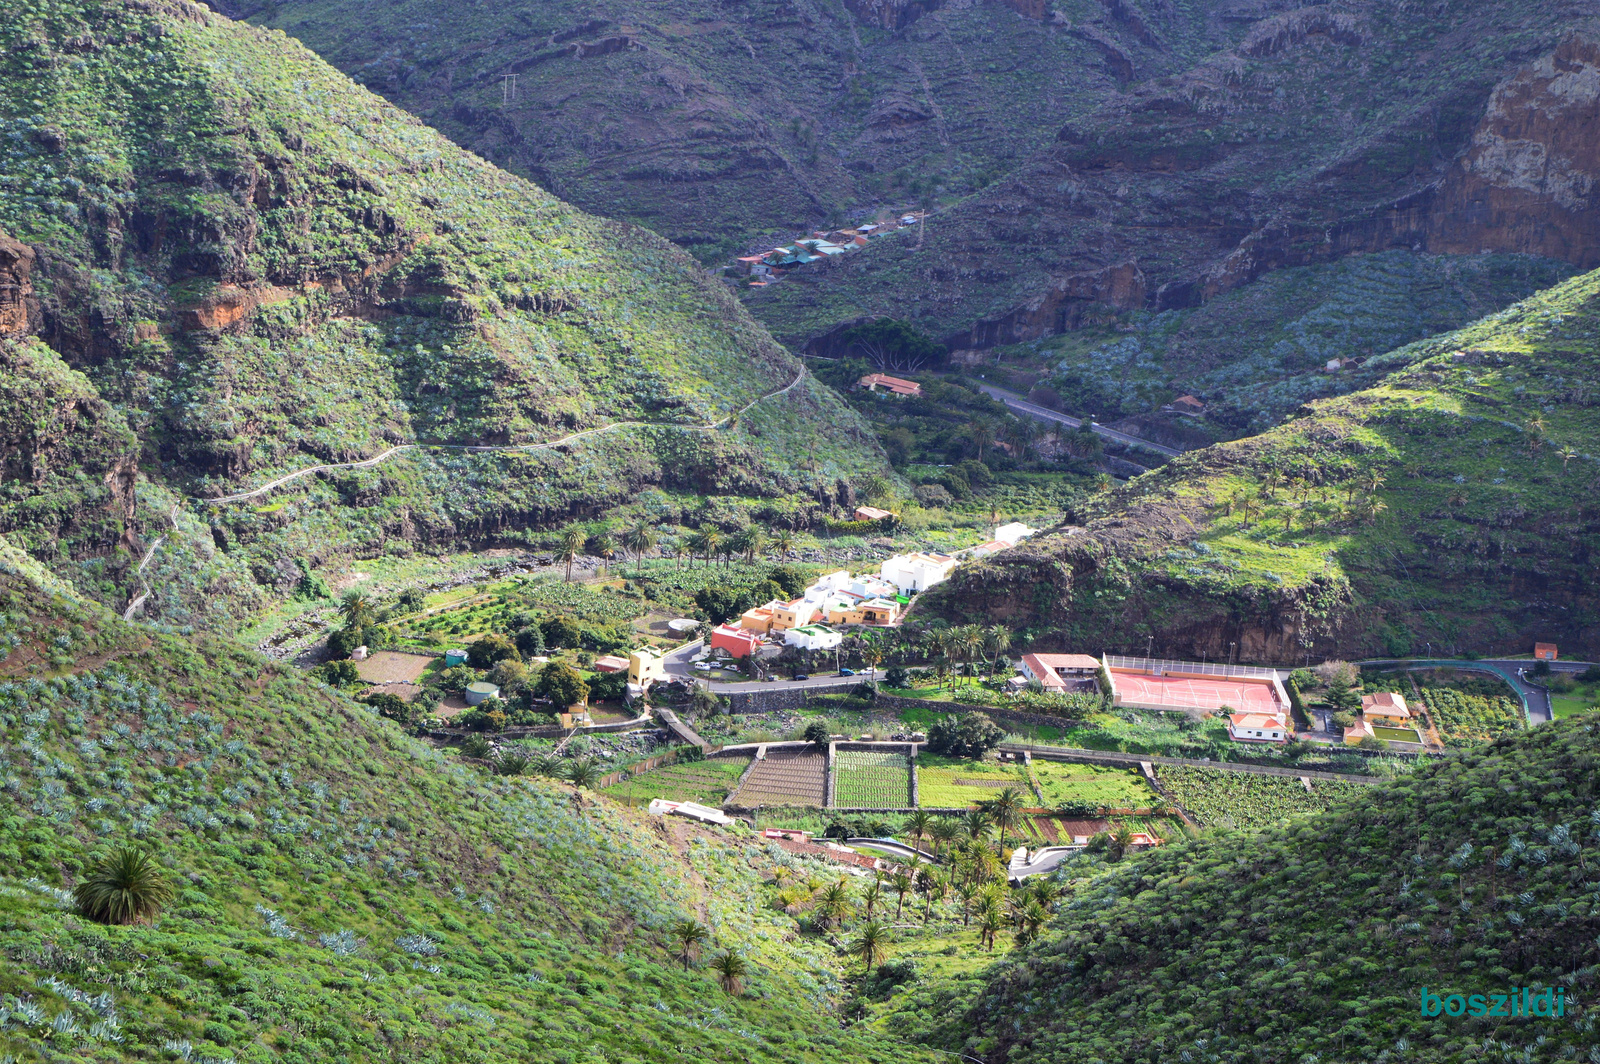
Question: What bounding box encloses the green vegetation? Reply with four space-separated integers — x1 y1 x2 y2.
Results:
833 750 912 809
0 0 888 630
603 757 751 807
885 719 1600 1062
1155 766 1371 830
0 539 930 1064
1418 680 1525 748
1027 762 1154 811
915 755 1029 810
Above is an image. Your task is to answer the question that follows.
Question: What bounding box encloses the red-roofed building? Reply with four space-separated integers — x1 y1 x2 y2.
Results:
710 624 762 659
592 655 629 673
1227 712 1290 743
1019 653 1102 692
858 373 922 398
1361 692 1410 719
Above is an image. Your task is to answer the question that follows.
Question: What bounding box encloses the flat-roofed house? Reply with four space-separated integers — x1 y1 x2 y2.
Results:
785 624 842 651
880 552 959 594
770 598 818 632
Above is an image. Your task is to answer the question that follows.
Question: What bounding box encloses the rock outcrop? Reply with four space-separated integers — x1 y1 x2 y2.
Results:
0 230 36 338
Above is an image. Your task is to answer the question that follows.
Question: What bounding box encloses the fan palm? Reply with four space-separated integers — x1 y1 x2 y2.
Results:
74 847 173 926
815 881 853 929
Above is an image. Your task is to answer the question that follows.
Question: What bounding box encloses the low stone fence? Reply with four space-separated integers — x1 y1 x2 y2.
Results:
428 710 652 741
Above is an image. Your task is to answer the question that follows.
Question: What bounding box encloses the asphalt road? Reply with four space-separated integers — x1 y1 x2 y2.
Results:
974 383 1183 457
1358 657 1597 725
662 640 866 693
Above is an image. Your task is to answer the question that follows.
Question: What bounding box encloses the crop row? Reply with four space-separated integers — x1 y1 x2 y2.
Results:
1418 685 1523 747
602 758 750 806
833 751 911 808
732 752 826 807
1157 766 1368 830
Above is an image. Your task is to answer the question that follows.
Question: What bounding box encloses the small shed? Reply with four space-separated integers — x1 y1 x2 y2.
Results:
445 648 469 667
1534 642 1558 661
593 654 629 673
464 681 500 706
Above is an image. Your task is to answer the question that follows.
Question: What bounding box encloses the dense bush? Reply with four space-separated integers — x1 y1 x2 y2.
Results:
924 713 1004 759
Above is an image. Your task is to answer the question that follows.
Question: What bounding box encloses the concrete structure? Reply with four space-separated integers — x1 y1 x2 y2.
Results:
1361 692 1410 720
1227 711 1290 743
445 648 468 667
1105 655 1290 716
738 601 780 634
880 552 959 594
465 681 501 706
847 573 899 601
628 646 668 690
968 539 1010 558
993 522 1036 545
1535 642 1559 661
1161 395 1207 417
785 624 843 651
351 645 369 662
770 598 819 631
647 799 735 826
593 654 629 673
710 624 762 659
806 570 854 598
858 598 900 625
1019 653 1102 693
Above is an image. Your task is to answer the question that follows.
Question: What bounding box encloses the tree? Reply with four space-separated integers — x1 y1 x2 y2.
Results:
467 634 519 669
916 865 944 922
983 787 1025 847
960 808 993 845
710 951 748 995
840 318 946 374
978 903 1005 951
929 817 959 855
563 758 600 788
670 918 709 970
905 810 932 853
884 664 910 689
860 879 883 921
74 847 174 926
815 881 853 929
589 529 617 579
319 659 360 686
890 871 914 921
804 720 832 750
771 529 794 560
851 922 890 975
982 626 1011 678
926 713 1004 759
623 521 657 577
339 588 374 630
558 527 585 583
536 662 589 708
1558 446 1579 473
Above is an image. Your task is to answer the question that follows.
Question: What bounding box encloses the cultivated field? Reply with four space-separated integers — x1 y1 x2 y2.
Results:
916 754 1031 809
1418 684 1523 747
603 757 751 807
731 750 827 807
833 749 912 808
1157 766 1368 829
1029 761 1155 809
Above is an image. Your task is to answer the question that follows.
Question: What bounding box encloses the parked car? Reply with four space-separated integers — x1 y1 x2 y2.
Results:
838 668 855 676
793 673 810 681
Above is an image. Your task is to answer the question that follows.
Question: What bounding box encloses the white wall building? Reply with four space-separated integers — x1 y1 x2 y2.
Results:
993 522 1036 546
880 552 959 594
784 624 843 651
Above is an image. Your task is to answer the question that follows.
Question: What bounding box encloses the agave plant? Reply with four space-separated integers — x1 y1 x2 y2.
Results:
73 847 173 926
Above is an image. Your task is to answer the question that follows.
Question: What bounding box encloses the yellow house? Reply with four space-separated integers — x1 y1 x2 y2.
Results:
859 598 900 625
739 600 782 634
628 646 668 690
770 598 818 632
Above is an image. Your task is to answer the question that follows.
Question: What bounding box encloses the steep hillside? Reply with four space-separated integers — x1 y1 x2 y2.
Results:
0 0 888 625
754 3 1600 354
225 0 1238 256
0 540 930 1063
884 716 1600 1063
927 264 1600 660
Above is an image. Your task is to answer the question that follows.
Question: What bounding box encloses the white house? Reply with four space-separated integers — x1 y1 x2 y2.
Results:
1018 653 1101 693
993 522 1036 546
803 570 854 602
847 574 899 601
785 624 843 651
880 552 959 595
1227 712 1290 743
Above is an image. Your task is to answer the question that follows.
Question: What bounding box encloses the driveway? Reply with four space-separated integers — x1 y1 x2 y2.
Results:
662 640 865 694
1357 657 1596 725
973 383 1182 458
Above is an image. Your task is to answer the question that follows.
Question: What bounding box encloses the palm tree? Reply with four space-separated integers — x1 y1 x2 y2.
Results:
858 630 884 681
589 529 617 579
744 528 768 564
984 787 1024 847
961 808 992 845
978 903 1004 951
1363 470 1387 496
905 810 932 853
670 918 709 970
1013 899 1048 946
701 529 723 570
73 847 174 926
860 879 883 922
338 588 373 630
727 526 755 568
671 538 688 571
1558 446 1579 473
889 871 914 921
558 527 585 583
917 866 946 922
686 529 711 570
623 521 657 578
771 529 794 560
563 759 599 789
929 817 959 856
982 626 1011 680
958 625 985 686
851 922 890 975
815 881 853 930
710 951 748 995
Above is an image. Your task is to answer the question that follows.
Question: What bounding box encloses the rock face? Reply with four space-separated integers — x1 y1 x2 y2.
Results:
0 231 36 338
750 7 1600 352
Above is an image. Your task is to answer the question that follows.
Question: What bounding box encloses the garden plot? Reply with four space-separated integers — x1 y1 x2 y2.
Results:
833 749 912 808
916 754 1031 809
603 757 751 807
1030 761 1155 809
731 750 827 807
1418 683 1523 747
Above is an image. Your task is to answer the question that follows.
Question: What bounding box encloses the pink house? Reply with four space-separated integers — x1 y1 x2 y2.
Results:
710 624 762 659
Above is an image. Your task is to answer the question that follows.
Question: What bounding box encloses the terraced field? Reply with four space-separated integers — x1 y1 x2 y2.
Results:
1030 761 1156 809
1157 766 1370 830
730 750 827 807
602 757 751 807
916 754 1031 809
1418 684 1525 748
833 749 912 809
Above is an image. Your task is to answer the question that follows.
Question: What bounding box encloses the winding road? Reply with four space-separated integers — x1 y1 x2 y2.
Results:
1357 657 1596 725
974 383 1183 458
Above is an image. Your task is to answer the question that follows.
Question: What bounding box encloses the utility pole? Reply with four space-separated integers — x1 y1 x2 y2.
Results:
501 73 518 105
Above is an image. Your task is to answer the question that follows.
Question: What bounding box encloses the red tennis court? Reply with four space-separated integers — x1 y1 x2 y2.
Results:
1113 672 1282 713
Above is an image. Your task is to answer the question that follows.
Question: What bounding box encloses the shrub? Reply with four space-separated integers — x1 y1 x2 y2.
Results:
804 720 831 750
326 626 364 659
73 847 174 925
541 615 583 649
884 665 910 689
319 659 361 686
589 670 628 703
925 713 1003 759
536 662 589 707
514 624 546 656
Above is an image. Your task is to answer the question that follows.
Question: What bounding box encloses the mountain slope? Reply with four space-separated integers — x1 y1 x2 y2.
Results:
884 715 1600 1062
0 0 888 624
752 4 1600 353
0 540 929 1063
225 0 1238 255
926 263 1600 659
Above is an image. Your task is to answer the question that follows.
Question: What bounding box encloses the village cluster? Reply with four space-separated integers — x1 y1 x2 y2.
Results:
731 213 927 284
